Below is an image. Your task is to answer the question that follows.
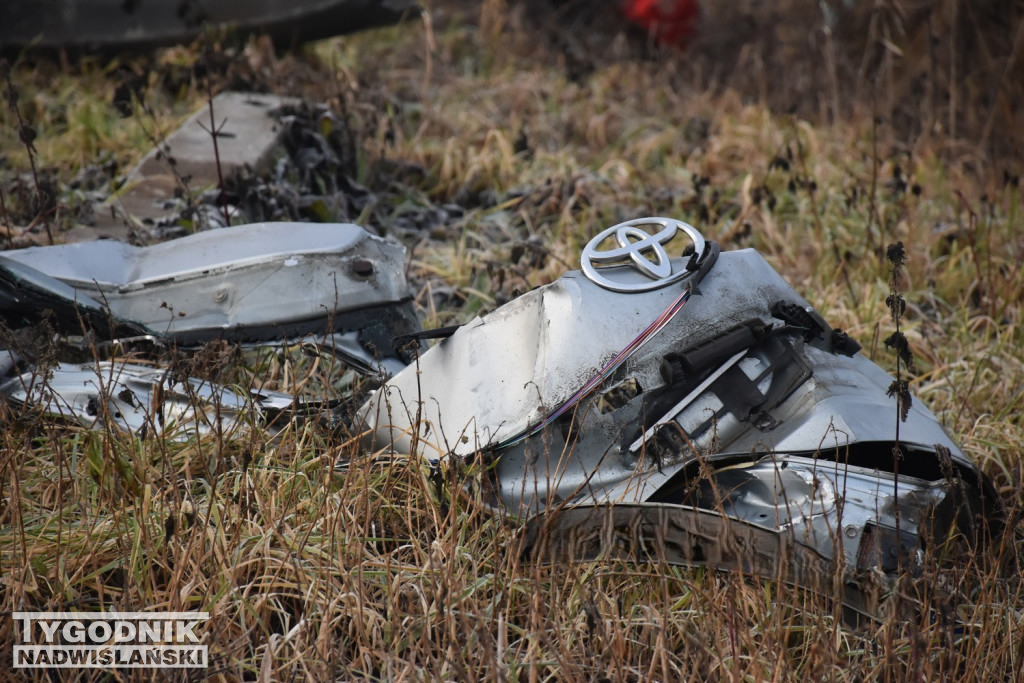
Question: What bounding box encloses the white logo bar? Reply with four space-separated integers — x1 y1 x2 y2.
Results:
14 645 207 669
13 612 210 669
14 611 209 619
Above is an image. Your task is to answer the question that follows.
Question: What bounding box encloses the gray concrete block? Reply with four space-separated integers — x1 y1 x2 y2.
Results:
134 92 299 184
84 91 299 242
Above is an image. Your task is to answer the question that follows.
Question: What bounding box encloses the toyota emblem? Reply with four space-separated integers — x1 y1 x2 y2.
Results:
580 217 706 293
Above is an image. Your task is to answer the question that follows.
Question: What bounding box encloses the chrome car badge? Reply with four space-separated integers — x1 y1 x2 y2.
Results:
580 217 706 292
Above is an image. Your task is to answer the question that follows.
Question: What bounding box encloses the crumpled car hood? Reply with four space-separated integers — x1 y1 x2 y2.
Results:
355 220 1001 621
358 248 965 472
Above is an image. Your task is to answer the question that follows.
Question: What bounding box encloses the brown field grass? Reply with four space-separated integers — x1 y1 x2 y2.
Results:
1 0 1023 680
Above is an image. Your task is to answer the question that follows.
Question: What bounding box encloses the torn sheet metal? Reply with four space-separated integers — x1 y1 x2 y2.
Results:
358 243 964 475
1 222 420 374
0 254 151 342
357 219 716 460
518 503 901 621
357 216 1000 619
0 352 299 440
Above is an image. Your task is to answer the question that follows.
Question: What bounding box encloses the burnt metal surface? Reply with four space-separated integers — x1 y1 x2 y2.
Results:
1 0 421 52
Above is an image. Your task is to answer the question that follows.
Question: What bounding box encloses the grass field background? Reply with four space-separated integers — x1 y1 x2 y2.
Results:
2 1 1023 679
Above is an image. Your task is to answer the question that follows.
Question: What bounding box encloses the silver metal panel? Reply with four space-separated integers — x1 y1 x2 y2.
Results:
3 223 409 335
0 360 295 440
357 247 977 521
359 249 794 460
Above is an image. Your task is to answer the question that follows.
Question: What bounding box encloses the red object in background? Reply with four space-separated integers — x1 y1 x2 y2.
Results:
621 0 699 45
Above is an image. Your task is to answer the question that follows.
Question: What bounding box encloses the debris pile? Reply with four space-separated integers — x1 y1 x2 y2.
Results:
356 216 1002 620
0 221 421 437
0 206 1003 621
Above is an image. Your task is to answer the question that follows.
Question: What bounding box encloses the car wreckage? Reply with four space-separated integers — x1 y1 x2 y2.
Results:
0 221 420 438
356 217 1003 620
0 217 1003 620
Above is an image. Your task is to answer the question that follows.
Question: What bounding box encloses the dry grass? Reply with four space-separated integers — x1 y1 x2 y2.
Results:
2 0 1023 680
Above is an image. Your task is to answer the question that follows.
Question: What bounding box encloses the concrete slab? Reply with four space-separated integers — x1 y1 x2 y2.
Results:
134 92 298 182
82 91 300 242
